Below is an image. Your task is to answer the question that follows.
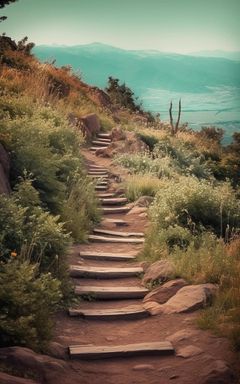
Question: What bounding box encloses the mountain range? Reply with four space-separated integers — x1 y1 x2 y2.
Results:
34 43 240 95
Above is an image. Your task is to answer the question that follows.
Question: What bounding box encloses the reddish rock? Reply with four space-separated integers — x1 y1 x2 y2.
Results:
143 279 187 304
176 345 203 358
111 127 126 141
0 371 38 384
81 113 101 138
200 359 235 384
160 284 218 314
142 260 175 285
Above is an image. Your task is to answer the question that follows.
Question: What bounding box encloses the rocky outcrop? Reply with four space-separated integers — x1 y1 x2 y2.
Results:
142 260 175 285
200 360 235 384
134 196 154 207
0 143 11 195
81 113 101 138
96 127 148 158
143 278 187 304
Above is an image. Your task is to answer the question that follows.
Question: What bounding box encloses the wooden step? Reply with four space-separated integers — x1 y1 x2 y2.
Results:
70 265 143 278
96 193 116 198
100 197 128 205
68 305 149 320
96 181 108 186
95 186 108 191
97 133 112 139
93 228 144 238
92 140 111 146
88 171 108 176
69 341 174 359
90 146 108 152
90 175 108 179
79 251 137 261
100 206 131 214
75 285 149 299
88 165 107 170
103 218 128 226
88 235 144 244
95 138 111 143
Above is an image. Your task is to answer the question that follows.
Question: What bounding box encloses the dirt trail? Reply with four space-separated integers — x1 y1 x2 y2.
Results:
53 140 236 384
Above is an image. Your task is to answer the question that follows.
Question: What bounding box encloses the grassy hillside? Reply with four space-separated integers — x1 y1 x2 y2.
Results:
0 35 240 354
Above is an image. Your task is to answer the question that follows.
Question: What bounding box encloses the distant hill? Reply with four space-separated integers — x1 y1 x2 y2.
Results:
190 50 240 62
34 43 240 95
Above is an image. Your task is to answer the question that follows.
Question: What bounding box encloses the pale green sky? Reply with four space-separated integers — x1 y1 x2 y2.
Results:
1 0 240 53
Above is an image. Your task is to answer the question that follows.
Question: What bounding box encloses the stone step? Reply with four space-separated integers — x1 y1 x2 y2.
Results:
88 235 144 244
103 218 128 226
90 146 108 152
100 206 131 214
70 265 143 278
79 251 137 261
93 228 144 238
69 341 174 359
97 133 112 139
68 305 149 320
100 197 128 205
75 285 149 300
92 140 111 147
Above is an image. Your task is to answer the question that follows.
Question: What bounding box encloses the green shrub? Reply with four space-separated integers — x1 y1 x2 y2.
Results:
149 176 240 237
124 174 164 201
0 261 62 351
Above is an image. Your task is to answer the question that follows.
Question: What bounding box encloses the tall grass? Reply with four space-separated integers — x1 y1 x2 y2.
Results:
124 174 164 201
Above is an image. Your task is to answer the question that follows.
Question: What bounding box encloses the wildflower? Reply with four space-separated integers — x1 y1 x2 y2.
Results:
11 251 17 257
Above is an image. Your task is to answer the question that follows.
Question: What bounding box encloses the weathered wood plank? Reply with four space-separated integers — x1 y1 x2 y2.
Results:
103 218 128 226
95 137 111 142
69 341 174 359
93 228 144 238
95 186 108 191
88 171 108 175
97 133 112 139
79 251 137 261
100 206 131 214
70 265 143 278
90 146 108 151
92 140 111 146
88 235 144 244
68 305 149 320
100 197 128 205
75 285 149 299
96 193 116 198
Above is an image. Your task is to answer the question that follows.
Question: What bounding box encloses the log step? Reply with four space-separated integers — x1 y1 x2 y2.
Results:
100 206 131 214
68 305 149 320
88 171 108 176
69 341 174 360
95 186 108 191
90 175 108 179
97 133 112 139
93 228 144 238
92 140 111 146
70 265 143 278
95 138 111 143
103 218 128 226
100 197 128 205
79 251 137 261
88 235 144 244
75 285 149 299
96 193 116 198
88 165 107 170
96 181 108 186
90 147 108 152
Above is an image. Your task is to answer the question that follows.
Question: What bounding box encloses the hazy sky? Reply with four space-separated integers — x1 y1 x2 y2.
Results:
1 0 240 53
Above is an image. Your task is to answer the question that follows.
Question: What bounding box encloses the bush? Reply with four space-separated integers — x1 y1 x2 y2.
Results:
124 174 164 201
149 176 240 237
0 261 62 351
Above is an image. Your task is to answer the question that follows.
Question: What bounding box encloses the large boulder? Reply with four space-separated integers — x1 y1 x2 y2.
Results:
155 284 218 314
0 143 11 195
81 113 101 138
142 260 175 285
0 347 68 384
143 278 187 304
0 372 38 384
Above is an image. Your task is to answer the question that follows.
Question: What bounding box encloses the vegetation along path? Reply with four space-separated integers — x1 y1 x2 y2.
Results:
52 132 237 384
